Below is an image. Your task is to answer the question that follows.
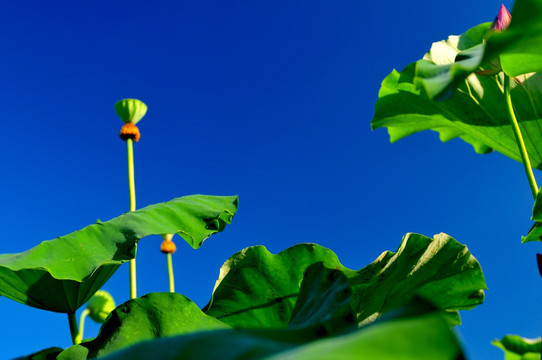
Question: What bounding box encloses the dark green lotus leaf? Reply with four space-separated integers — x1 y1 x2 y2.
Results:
204 233 486 329
0 195 238 312
97 306 463 360
492 335 542 360
13 347 63 360
350 232 486 326
58 292 230 359
288 262 356 335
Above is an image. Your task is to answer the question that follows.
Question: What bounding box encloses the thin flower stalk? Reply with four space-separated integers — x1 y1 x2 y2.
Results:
115 98 148 299
478 5 539 198
504 75 539 199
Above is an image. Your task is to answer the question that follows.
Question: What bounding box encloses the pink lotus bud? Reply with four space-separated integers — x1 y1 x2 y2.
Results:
490 4 511 32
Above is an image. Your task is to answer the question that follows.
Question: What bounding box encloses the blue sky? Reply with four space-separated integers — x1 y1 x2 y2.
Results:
1 1 539 359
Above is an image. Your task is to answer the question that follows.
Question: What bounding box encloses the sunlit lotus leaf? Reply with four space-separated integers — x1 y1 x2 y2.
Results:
373 43 542 168
373 0 542 169
0 195 238 312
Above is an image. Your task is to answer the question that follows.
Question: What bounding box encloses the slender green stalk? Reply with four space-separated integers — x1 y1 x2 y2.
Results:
127 138 137 299
75 309 90 344
504 75 539 199
167 253 175 293
127 138 136 212
67 311 79 345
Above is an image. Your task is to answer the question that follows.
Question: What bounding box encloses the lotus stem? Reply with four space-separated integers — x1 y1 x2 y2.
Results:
75 309 90 344
67 311 80 345
167 253 175 293
504 75 539 199
127 138 137 299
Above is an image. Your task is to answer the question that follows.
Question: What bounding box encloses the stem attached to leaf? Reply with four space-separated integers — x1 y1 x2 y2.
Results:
167 252 175 292
75 309 90 344
67 311 80 345
127 138 137 299
504 75 539 199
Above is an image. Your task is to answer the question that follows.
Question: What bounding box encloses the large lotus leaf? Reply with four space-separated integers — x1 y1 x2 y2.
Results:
204 234 485 329
350 232 486 326
97 306 463 360
414 0 542 100
58 293 230 359
372 49 542 168
0 195 238 312
492 335 542 360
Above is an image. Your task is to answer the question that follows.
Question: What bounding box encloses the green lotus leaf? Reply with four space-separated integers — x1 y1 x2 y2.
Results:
492 335 542 360
204 233 486 328
115 99 147 124
96 305 464 360
351 232 486 326
59 293 230 359
373 0 542 168
0 195 238 312
372 51 542 168
202 243 356 328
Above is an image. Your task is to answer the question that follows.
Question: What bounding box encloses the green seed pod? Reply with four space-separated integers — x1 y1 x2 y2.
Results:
115 98 148 124
86 290 116 323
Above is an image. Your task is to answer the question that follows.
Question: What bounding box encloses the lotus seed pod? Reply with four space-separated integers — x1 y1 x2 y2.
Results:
119 122 141 142
115 98 147 124
86 290 116 323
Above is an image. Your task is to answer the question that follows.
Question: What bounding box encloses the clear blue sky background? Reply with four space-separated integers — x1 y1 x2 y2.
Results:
1 1 539 359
